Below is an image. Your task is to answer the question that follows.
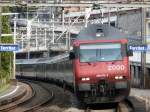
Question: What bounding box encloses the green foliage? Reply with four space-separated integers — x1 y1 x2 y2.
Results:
0 7 13 86
2 7 12 35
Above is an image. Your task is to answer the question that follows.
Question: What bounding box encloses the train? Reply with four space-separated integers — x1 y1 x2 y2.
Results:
16 24 133 104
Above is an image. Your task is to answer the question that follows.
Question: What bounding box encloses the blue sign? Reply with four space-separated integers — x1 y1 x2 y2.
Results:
0 44 19 51
129 45 147 51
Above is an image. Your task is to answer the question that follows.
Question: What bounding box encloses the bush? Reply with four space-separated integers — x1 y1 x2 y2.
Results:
0 7 13 87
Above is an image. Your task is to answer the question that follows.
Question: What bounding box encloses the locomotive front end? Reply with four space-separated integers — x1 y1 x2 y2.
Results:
71 39 132 104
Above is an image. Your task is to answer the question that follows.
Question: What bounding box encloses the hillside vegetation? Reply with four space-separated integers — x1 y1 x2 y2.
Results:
0 7 13 89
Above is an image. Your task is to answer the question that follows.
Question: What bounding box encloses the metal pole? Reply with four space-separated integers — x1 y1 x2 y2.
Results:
36 28 38 49
44 26 46 49
68 31 71 51
68 18 71 51
44 64 46 79
85 8 91 27
116 8 119 27
62 8 64 29
21 34 23 49
101 8 104 24
13 17 16 79
27 3 30 59
66 31 68 50
9 56 11 78
141 7 146 88
0 7 2 68
52 13 54 44
108 8 110 26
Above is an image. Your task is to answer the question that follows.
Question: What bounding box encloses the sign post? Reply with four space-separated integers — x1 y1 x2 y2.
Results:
0 44 19 83
129 45 147 52
0 44 19 51
141 5 146 89
13 17 17 80
129 44 147 88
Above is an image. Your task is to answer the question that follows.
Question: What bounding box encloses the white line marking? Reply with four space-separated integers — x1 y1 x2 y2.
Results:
0 85 19 99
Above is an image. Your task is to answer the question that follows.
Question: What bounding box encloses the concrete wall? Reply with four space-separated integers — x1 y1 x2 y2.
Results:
118 10 142 36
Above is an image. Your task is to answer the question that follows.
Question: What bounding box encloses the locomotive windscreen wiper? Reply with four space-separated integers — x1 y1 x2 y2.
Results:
111 54 122 64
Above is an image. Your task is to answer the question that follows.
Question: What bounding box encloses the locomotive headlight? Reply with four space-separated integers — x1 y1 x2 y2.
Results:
119 76 123 79
81 78 86 81
81 77 90 81
86 77 90 81
115 76 119 80
115 76 123 80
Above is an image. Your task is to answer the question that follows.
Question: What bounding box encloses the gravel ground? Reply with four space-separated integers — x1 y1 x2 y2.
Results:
36 106 83 112
35 83 117 112
36 106 115 112
35 83 81 112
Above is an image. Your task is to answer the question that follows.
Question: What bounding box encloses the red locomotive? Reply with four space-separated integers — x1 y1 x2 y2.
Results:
69 24 133 104
16 24 133 104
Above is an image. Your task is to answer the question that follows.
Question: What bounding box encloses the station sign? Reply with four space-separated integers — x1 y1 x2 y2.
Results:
0 44 19 51
128 44 148 51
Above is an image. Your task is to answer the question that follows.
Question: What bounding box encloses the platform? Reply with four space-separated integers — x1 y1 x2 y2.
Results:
130 88 150 112
130 88 150 98
130 88 150 105
0 82 27 106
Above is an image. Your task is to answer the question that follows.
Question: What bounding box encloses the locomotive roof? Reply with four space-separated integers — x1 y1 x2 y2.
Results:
77 24 128 40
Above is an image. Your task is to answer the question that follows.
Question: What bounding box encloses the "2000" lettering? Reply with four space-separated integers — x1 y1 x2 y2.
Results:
108 65 125 71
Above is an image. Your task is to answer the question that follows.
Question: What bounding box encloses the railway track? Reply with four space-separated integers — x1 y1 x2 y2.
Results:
34 81 134 112
117 101 133 112
83 101 133 112
0 80 53 112
36 82 79 108
2 78 137 112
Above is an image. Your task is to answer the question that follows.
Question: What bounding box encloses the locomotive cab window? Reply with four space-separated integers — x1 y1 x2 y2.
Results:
79 43 122 62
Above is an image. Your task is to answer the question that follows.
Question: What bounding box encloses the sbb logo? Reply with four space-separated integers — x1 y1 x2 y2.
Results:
108 65 125 71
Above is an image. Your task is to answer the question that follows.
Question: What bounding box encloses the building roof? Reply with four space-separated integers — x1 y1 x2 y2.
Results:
77 23 128 40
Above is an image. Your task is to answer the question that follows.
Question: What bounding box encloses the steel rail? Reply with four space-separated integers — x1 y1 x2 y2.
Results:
23 81 54 112
0 82 35 112
2 80 54 112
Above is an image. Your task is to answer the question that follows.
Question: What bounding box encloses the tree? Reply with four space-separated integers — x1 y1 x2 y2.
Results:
0 7 13 87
